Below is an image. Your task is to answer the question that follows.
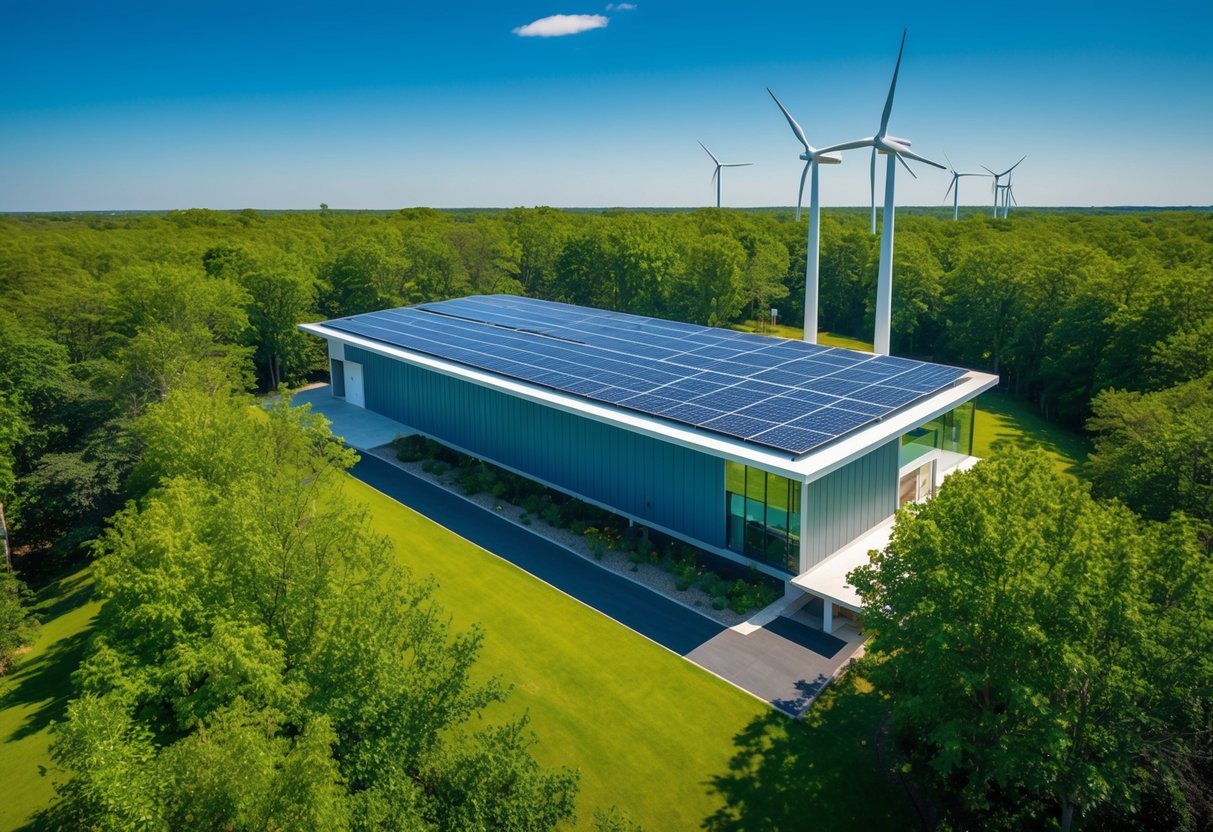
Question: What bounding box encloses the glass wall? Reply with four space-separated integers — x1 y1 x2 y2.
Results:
725 461 801 574
900 400 975 471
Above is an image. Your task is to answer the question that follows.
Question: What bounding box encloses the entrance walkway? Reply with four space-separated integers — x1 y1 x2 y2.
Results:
300 386 865 716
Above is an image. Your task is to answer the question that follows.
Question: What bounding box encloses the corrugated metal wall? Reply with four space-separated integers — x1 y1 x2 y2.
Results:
346 346 726 547
802 439 898 570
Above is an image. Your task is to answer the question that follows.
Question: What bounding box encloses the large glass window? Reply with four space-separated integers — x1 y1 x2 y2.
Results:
725 461 801 574
900 400 975 469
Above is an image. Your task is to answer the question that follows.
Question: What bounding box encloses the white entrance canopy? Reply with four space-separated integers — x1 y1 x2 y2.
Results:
790 516 896 613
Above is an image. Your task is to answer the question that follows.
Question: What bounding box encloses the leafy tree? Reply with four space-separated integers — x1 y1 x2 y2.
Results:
850 450 1213 831
238 257 319 388
738 234 790 326
674 233 746 326
47 389 578 830
0 567 34 675
1087 373 1213 544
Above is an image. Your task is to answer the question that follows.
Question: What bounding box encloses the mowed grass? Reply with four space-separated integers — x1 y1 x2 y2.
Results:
973 389 1090 478
732 320 873 351
347 474 915 830
0 480 913 831
0 567 100 831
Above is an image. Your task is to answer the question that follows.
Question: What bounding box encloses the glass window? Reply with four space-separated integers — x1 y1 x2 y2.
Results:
725 463 802 575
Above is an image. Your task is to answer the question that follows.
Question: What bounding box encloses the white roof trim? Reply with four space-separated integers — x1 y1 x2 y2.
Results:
301 322 998 483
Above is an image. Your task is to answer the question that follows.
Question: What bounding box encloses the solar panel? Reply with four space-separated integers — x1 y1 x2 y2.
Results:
322 295 968 455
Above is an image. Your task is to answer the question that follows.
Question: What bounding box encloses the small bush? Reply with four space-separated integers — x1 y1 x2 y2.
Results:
491 481 508 499
628 550 645 565
569 520 587 536
393 434 430 462
728 595 748 615
674 576 692 591
542 505 562 527
521 495 543 515
712 595 728 610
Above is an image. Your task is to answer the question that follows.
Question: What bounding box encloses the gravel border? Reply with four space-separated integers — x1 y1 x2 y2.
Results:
365 444 753 627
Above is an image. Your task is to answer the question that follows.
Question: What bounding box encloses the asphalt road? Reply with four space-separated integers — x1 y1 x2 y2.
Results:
351 454 727 656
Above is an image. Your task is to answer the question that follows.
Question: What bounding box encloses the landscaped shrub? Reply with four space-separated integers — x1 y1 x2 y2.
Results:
394 433 440 462
569 520 587 536
491 481 508 499
521 494 543 515
712 595 728 610
542 505 562 527
675 575 692 591
455 460 497 495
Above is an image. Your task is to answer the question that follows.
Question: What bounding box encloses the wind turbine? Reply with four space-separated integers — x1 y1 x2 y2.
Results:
982 156 1025 218
1003 172 1019 218
767 88 841 344
943 154 988 221
699 141 752 209
815 29 944 355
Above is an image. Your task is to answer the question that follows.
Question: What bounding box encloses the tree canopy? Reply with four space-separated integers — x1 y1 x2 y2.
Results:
850 450 1213 831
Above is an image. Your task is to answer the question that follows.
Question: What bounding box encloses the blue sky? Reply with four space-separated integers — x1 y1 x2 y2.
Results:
2 0 1211 210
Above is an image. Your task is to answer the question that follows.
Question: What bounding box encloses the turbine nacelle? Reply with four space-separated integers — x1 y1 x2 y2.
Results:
800 150 842 164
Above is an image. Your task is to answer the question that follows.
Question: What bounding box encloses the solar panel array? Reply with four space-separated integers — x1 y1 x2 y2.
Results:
324 295 968 456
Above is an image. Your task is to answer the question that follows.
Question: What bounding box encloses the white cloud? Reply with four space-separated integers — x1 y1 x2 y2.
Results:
512 14 609 37
606 3 636 10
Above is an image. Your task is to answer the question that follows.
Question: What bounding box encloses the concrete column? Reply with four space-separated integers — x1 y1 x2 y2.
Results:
822 598 833 634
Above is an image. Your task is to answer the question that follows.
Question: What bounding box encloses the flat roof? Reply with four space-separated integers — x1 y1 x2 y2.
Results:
315 295 973 457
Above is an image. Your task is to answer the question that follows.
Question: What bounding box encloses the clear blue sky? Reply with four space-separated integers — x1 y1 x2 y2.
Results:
2 0 1211 210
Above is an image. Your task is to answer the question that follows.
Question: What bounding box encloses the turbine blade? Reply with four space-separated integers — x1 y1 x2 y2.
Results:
1004 154 1027 175
944 152 954 173
817 137 876 154
895 151 917 179
944 176 955 201
721 163 753 167
869 146 876 215
879 29 908 136
767 88 810 151
796 161 809 222
711 165 719 187
699 141 719 165
981 165 996 176
893 145 946 169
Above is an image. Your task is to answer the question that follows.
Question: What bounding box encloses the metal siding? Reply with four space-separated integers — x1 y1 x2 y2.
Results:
346 345 725 547
804 438 898 570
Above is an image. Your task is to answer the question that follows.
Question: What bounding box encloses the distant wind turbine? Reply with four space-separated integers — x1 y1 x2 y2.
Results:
767 88 841 344
982 156 1026 218
943 154 988 221
815 29 944 355
699 141 752 209
1003 172 1019 217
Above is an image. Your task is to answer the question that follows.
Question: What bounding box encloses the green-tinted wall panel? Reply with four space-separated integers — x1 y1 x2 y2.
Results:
345 346 725 547
802 439 898 570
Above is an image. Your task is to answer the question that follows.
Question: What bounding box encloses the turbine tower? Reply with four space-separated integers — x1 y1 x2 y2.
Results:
815 29 944 355
767 88 841 344
943 154 988 221
1003 172 1018 217
982 156 1025 218
699 141 752 209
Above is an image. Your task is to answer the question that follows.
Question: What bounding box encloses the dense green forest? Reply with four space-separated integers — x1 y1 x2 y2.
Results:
1 207 1211 830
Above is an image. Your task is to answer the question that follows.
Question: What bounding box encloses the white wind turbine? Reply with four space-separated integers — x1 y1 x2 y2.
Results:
699 141 752 209
1002 172 1019 217
767 89 842 344
815 29 944 355
982 156 1025 218
943 154 988 221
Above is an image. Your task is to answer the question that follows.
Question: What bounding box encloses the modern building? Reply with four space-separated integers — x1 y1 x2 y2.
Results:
301 295 997 630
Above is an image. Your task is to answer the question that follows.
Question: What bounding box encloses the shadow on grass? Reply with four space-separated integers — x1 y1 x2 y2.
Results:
703 674 917 832
1 574 96 744
976 390 1091 480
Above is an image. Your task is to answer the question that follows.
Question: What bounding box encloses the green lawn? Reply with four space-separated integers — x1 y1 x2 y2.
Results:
973 389 1090 478
0 568 100 831
732 320 873 351
0 480 914 831
348 474 914 830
